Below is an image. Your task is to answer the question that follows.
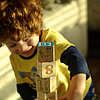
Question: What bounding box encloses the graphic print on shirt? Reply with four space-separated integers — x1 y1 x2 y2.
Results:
18 67 37 87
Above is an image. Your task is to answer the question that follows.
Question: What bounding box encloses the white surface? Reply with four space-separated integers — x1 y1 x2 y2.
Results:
43 0 88 57
0 45 22 100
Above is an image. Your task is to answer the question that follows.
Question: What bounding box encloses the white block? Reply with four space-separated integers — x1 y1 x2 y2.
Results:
37 90 57 100
36 76 57 93
37 61 56 78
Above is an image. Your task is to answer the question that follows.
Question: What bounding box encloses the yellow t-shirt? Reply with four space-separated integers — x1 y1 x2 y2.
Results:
10 28 92 98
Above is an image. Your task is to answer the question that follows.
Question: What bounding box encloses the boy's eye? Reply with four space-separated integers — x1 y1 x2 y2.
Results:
10 44 16 48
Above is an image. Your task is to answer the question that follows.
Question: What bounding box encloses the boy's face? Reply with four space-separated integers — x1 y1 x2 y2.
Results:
5 34 39 57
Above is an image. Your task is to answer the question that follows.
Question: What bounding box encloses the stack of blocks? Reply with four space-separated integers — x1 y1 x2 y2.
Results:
37 42 57 100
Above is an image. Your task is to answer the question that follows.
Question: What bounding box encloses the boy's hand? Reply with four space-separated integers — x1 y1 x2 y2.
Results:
58 74 86 100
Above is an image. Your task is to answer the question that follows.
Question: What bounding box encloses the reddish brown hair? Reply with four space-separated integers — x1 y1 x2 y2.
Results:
0 0 43 46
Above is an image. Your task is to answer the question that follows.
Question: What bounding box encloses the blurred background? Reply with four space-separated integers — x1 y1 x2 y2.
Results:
0 0 100 99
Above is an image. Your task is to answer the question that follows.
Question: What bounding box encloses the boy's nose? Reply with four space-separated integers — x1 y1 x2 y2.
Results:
18 40 28 53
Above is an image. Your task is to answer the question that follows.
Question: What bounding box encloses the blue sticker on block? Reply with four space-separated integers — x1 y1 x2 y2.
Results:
38 42 54 46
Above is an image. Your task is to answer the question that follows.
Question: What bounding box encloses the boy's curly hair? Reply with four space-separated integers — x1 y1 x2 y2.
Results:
0 0 43 46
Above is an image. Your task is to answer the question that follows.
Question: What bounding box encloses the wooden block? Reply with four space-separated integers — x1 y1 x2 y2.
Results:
46 90 57 100
37 90 57 100
37 91 46 100
37 61 56 78
36 76 57 93
37 42 55 62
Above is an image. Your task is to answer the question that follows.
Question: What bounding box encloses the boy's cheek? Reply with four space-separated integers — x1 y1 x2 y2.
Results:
28 37 39 46
28 40 35 46
8 48 19 54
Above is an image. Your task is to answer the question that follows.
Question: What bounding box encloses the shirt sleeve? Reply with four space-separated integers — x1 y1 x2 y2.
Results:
60 46 90 80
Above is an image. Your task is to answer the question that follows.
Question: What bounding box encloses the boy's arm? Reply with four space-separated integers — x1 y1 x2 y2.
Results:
59 46 90 100
60 46 90 80
58 73 86 100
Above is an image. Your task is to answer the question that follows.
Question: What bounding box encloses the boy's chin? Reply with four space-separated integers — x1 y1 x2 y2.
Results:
19 46 35 57
20 53 33 57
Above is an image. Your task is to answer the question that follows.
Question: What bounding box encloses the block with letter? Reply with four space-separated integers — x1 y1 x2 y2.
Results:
36 75 57 93
37 90 57 100
37 42 55 62
37 42 57 100
37 60 56 78
37 91 46 100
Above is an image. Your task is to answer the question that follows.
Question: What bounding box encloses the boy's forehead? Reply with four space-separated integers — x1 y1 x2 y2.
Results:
4 32 38 43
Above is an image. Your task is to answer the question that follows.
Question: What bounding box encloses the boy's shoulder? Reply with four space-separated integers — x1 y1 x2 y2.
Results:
42 28 56 35
41 28 62 42
41 28 54 41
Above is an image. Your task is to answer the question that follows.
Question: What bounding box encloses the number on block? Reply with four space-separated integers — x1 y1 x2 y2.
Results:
36 76 57 93
37 61 56 78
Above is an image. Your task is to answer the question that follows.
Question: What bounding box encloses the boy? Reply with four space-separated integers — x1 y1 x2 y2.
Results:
0 0 95 100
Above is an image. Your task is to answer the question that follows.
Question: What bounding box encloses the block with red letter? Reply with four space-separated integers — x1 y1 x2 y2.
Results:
37 42 55 62
37 60 56 78
36 75 57 93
